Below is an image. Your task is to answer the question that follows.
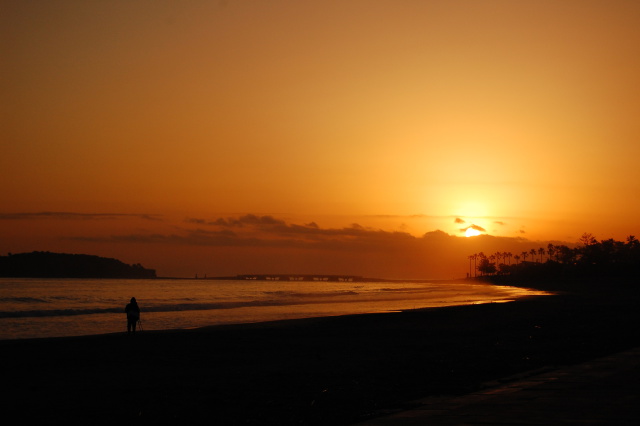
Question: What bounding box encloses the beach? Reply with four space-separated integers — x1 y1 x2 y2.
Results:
3 286 640 425
0 277 547 340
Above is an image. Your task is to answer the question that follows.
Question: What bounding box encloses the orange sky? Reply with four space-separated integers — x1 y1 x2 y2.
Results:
2 1 640 278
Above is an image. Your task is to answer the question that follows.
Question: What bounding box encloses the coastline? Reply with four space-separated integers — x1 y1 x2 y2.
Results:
3 290 639 425
0 278 546 341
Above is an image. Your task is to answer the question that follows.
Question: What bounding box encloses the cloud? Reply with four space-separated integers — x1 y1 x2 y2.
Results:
494 221 506 226
454 218 466 224
75 215 419 251
61 213 576 278
0 212 162 221
184 218 206 225
186 215 375 239
65 215 545 257
460 224 487 233
68 229 241 246
368 214 448 219
185 214 286 228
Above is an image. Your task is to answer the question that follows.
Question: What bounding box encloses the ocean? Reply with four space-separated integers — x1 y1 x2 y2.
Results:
0 278 550 340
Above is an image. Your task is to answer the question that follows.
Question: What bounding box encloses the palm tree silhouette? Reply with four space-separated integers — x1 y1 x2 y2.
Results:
547 243 556 262
468 254 475 277
472 253 479 278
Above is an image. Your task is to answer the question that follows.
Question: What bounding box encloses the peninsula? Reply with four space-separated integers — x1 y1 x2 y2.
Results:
0 251 156 279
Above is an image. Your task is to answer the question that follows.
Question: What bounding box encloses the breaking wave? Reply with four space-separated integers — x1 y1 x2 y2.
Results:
0 298 339 319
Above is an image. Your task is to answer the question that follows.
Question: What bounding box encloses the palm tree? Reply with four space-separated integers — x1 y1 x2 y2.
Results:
556 245 574 264
473 253 479 277
468 254 475 278
538 247 545 263
521 251 529 262
530 248 537 262
547 243 556 262
478 256 496 276
477 252 486 277
514 254 521 264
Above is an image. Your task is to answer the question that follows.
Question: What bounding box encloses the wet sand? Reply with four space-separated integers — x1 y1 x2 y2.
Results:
2 287 640 425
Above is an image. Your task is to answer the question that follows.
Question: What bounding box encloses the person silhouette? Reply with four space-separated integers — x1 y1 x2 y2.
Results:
125 297 140 334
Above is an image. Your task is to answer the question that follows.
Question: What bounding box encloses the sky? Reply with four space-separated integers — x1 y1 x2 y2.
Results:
2 0 640 278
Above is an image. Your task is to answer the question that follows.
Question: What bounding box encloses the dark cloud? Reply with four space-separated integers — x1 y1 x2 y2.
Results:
184 218 206 225
494 221 505 226
368 214 446 219
69 229 242 247
0 212 162 221
64 213 558 254
454 218 466 224
73 215 419 251
423 230 451 239
185 215 381 240
186 214 286 228
62 213 577 278
459 224 487 233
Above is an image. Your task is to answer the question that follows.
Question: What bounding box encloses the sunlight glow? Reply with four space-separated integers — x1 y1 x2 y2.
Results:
465 227 481 237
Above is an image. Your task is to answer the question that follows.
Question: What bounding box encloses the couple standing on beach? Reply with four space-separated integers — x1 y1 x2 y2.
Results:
125 297 140 334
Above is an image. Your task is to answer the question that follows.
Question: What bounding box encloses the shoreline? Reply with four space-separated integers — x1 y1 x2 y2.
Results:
0 289 550 343
3 290 639 425
0 278 549 342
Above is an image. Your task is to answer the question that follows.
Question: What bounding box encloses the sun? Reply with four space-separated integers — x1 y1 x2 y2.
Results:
465 227 481 237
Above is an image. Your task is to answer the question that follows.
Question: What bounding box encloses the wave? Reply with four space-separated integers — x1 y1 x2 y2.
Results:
0 296 51 304
0 295 88 304
0 287 445 319
378 287 436 292
263 290 359 298
0 298 331 319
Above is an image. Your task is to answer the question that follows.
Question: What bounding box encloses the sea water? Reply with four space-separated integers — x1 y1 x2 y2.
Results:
0 278 550 340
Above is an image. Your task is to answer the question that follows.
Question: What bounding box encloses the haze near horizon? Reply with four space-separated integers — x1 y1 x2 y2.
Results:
2 1 639 278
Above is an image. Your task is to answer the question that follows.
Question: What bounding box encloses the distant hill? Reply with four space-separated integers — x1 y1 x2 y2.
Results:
0 251 156 279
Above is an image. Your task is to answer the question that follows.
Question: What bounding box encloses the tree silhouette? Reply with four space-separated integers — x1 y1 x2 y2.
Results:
547 244 556 262
579 233 597 248
474 253 479 278
477 256 496 276
467 234 640 288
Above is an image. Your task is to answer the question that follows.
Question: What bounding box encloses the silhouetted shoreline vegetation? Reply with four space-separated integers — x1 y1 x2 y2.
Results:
468 233 640 291
0 251 156 279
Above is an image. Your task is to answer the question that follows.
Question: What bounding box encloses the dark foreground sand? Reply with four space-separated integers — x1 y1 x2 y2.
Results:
2 287 640 425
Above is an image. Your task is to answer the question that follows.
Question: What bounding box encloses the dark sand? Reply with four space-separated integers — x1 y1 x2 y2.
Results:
3 287 640 425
